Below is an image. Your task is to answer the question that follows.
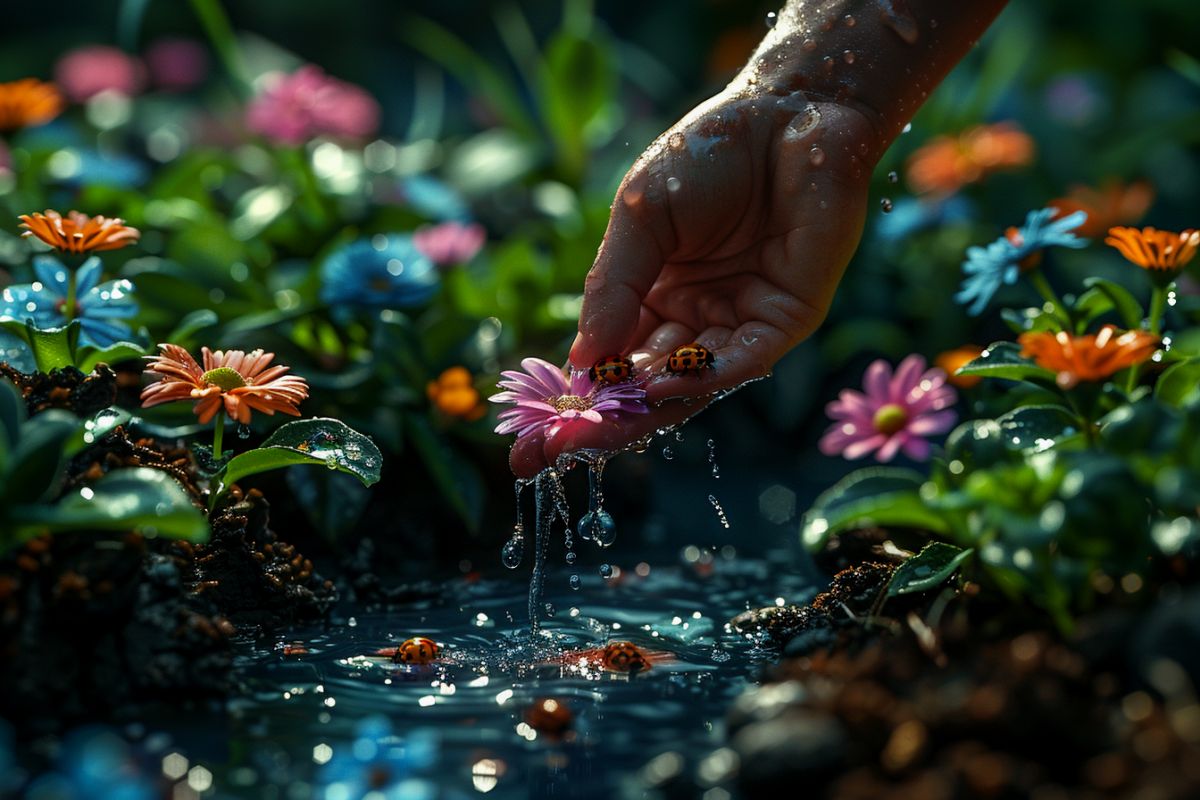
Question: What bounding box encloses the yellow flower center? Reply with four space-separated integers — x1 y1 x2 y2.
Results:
873 403 908 436
201 367 247 391
552 394 592 413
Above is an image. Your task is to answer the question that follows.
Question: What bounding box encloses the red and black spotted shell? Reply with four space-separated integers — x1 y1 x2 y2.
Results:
602 641 650 673
393 636 440 665
665 343 714 374
588 355 634 384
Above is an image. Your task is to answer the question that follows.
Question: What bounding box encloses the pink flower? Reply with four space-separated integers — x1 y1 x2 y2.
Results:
819 355 958 462
144 38 209 92
246 65 380 146
414 222 486 266
54 46 145 102
491 357 648 440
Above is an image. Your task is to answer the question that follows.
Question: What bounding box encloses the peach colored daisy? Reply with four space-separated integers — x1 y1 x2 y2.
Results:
1018 325 1160 389
1105 226 1199 275
907 122 1034 196
0 78 64 131
141 344 309 424
19 210 141 255
1049 180 1154 239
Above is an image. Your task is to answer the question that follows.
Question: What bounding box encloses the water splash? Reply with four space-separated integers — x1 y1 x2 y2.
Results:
708 495 731 529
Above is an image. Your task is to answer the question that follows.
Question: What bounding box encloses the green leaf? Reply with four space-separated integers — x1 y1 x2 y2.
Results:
0 378 24 452
403 414 483 534
1082 277 1144 329
887 542 974 596
1002 307 1059 335
801 467 951 550
956 341 1057 384
166 308 219 344
66 407 132 457
995 405 1081 452
9 468 208 547
2 410 80 504
218 418 382 499
76 341 147 373
1156 358 1200 407
23 319 81 372
1073 287 1117 331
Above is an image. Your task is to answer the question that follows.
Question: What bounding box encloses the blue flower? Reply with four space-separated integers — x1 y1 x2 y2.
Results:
0 256 138 347
400 175 471 222
319 235 440 310
317 715 437 800
875 195 974 242
955 208 1088 316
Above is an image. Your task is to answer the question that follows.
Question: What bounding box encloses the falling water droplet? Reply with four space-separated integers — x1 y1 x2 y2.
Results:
887 170 899 184
582 510 617 547
236 424 251 440
565 551 577 565
765 11 778 28
599 564 614 579
674 430 684 442
662 446 674 461
544 603 556 617
501 535 524 569
708 495 731 529
881 198 894 213
569 575 581 591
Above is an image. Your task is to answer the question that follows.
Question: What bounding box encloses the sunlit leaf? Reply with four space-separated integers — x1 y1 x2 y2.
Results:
801 467 950 550
1082 277 1143 329
956 341 1057 384
887 542 974 596
995 405 1081 452
1156 358 1200 406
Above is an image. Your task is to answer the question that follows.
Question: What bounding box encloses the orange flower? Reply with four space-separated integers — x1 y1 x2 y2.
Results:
141 344 309 424
1049 180 1154 239
19 210 141 255
906 122 1034 195
0 78 64 131
936 345 984 389
427 366 486 421
1104 226 1199 275
1018 325 1160 389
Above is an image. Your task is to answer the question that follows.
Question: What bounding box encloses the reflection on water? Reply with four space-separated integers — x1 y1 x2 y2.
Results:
115 554 816 799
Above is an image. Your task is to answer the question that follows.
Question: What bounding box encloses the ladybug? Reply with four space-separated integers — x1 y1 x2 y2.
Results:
666 343 714 374
588 355 634 384
393 636 440 665
523 697 574 739
602 641 650 673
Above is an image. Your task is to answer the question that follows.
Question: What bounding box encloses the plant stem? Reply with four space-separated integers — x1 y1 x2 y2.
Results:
213 413 225 460
1148 283 1169 335
188 0 251 96
63 269 76 322
1028 270 1071 329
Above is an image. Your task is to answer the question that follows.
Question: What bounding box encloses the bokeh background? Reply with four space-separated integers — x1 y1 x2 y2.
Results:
1 0 1197 575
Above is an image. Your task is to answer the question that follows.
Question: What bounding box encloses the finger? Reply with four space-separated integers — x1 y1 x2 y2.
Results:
643 321 792 404
570 169 673 370
541 397 712 465
509 427 549 479
630 321 696 364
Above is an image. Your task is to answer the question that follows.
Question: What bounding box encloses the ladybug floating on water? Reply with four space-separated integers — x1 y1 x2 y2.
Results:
602 641 650 673
666 343 714 374
588 355 634 385
393 636 440 665
523 697 574 739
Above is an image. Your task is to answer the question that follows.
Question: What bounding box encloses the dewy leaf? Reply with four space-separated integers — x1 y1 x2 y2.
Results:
801 467 950 550
3 410 80 505
166 308 219 344
887 542 975 597
995 405 1081 452
1156 358 1200 406
1083 277 1144 330
217 418 382 500
76 341 147 373
956 341 1057 384
9 467 208 549
66 406 132 457
24 319 81 372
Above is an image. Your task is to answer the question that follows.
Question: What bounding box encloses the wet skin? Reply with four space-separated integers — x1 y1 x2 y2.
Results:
511 0 1009 477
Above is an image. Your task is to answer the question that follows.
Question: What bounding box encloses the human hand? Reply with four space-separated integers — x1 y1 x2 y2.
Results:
510 88 878 477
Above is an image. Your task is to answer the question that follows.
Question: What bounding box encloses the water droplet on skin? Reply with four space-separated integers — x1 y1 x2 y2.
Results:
765 10 778 28
808 146 825 166
881 198 894 213
902 122 913 134
844 13 856 26
666 176 681 192
569 575 581 590
887 170 899 184
843 50 856 64
822 56 835 72
599 564 614 579
879 2 920 44
930 18 938 29
802 38 817 52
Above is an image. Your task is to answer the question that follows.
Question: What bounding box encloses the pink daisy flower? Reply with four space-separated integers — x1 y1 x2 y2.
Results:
491 357 648 440
819 355 958 462
246 65 380 146
414 221 486 266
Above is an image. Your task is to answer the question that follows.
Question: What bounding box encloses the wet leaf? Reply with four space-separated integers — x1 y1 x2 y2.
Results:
9 468 208 549
1082 277 1143 329
0 378 24 455
23 319 80 372
66 407 133 457
801 467 950 550
995 405 1080 452
2 410 79 504
1156 358 1200 406
166 308 219 344
887 542 974 596
956 341 1057 384
218 418 382 500
76 340 146 373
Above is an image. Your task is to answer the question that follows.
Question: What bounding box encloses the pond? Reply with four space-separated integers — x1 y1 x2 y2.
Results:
108 552 815 799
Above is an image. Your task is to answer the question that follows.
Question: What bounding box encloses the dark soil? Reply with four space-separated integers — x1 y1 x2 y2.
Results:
729 535 1200 799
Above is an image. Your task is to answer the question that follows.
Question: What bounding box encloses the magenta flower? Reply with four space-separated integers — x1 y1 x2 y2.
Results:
491 357 648 440
819 355 958 462
246 65 380 146
414 222 486 266
144 38 209 92
54 46 145 102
